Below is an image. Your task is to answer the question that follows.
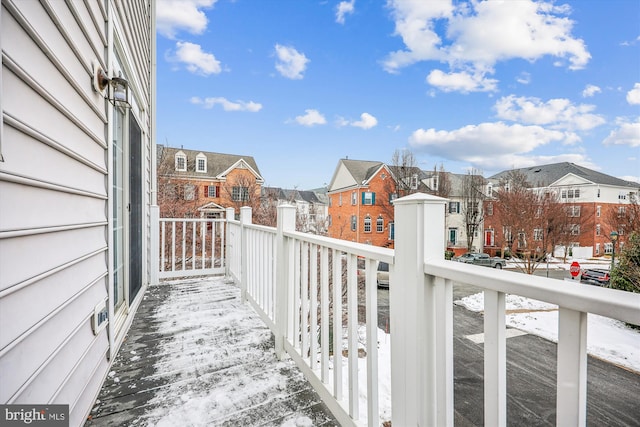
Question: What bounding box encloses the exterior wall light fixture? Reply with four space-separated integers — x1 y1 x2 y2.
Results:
92 61 130 107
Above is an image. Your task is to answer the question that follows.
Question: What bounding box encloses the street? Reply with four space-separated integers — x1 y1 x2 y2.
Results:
371 273 640 425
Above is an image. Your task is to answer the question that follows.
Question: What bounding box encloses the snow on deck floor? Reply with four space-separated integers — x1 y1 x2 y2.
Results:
85 277 338 427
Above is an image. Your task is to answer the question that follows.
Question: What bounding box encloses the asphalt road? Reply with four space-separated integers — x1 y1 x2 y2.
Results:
373 277 640 426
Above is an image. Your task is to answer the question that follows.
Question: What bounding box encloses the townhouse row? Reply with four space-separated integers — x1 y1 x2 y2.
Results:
156 146 638 258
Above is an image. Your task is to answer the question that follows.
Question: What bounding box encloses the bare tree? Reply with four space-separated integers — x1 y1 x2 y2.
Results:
495 170 566 274
389 149 419 197
461 169 485 252
156 145 200 218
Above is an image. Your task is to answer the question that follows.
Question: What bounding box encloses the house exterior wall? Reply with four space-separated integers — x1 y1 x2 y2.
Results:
328 169 395 247
157 147 264 219
0 1 154 426
483 181 637 258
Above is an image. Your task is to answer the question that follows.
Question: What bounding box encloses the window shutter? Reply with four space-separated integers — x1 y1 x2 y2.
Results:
372 192 376 205
362 192 365 205
204 185 209 197
216 186 220 198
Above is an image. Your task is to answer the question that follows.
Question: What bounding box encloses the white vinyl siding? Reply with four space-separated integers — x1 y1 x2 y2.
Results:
0 2 153 427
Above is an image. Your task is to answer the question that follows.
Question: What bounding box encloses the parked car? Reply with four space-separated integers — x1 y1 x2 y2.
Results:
377 261 390 288
453 252 506 269
580 268 610 286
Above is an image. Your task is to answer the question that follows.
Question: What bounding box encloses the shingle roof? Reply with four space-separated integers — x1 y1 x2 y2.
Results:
489 162 638 188
341 159 385 184
158 145 262 179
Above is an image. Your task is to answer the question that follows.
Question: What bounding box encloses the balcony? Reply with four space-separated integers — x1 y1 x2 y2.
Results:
89 194 639 426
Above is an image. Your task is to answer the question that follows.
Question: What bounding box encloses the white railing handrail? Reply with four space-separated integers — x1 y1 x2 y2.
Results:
425 258 640 325
284 229 395 264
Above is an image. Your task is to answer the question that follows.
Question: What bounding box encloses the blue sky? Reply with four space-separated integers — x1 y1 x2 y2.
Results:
156 0 640 190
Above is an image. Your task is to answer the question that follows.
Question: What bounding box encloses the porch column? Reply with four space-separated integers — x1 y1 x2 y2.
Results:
275 204 296 360
150 205 159 285
225 207 235 279
240 206 252 302
391 193 447 426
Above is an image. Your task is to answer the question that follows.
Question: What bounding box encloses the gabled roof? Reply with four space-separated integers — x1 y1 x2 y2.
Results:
342 159 386 183
262 187 326 205
158 145 263 181
328 158 386 192
489 162 638 188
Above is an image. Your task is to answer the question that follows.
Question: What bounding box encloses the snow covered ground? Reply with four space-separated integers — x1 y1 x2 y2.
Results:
455 292 640 373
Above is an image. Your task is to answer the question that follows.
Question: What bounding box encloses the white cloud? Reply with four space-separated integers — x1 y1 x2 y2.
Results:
156 0 216 39
603 117 640 147
408 122 581 170
336 0 355 24
294 109 326 126
516 72 531 85
582 84 601 98
337 112 378 129
384 0 590 92
494 95 605 131
190 97 262 112
626 83 640 105
274 44 309 79
427 69 498 93
171 41 222 75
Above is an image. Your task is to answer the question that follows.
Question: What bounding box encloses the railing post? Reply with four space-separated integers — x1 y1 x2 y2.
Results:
150 205 159 285
225 207 235 279
275 204 296 360
240 206 252 302
391 193 447 427
557 308 588 426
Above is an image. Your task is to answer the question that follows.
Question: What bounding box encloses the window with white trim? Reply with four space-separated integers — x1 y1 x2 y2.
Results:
595 243 600 255
232 186 249 202
604 242 613 254
184 184 195 200
205 185 218 198
350 215 357 232
596 224 600 236
410 174 418 189
596 206 601 217
362 191 375 205
196 153 207 172
448 201 460 214
175 151 186 171
566 206 581 217
534 228 544 241
376 215 384 232
570 224 580 235
364 215 371 233
487 203 493 216
351 192 357 205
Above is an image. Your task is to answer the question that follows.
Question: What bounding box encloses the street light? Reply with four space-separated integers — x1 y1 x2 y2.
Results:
610 230 619 270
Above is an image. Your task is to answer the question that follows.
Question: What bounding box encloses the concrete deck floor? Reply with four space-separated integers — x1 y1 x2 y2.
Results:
85 278 338 427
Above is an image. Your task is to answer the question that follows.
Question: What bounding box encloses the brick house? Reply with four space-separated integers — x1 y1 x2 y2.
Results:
483 162 639 258
157 145 264 219
327 159 397 247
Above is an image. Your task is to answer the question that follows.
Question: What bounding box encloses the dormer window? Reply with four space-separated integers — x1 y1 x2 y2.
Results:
410 174 418 190
196 152 207 173
175 151 186 171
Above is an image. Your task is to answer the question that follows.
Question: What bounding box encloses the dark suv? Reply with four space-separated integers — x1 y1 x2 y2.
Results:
580 268 610 286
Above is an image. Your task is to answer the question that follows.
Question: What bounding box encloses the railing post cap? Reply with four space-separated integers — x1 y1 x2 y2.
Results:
278 203 296 210
392 192 448 205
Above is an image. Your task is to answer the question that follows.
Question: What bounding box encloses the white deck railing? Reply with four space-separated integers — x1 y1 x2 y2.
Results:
156 217 226 279
154 195 640 427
